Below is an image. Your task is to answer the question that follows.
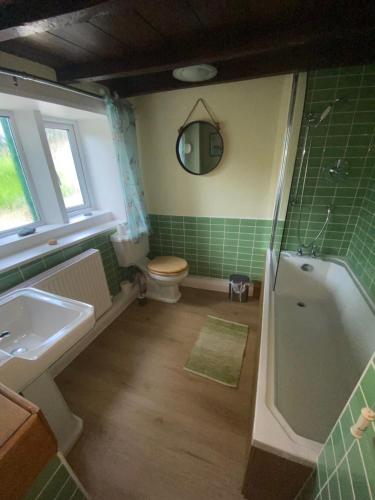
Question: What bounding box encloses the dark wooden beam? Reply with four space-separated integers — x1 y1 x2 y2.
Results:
0 0 119 42
104 32 375 97
58 21 375 83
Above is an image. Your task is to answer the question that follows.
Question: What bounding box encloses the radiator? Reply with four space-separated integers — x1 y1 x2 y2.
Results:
15 249 112 319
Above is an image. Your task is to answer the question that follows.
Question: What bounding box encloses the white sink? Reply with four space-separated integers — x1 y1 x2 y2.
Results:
0 288 95 392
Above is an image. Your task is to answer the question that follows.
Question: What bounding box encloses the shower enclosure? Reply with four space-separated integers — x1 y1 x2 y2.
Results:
253 64 375 471
292 98 349 256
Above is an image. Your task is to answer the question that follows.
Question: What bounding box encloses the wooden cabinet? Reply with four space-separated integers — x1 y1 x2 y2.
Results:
0 384 57 500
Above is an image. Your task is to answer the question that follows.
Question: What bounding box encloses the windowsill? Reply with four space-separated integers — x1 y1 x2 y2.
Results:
0 211 122 273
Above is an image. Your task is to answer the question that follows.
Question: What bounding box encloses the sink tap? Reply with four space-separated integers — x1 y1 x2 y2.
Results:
311 245 318 258
297 247 303 256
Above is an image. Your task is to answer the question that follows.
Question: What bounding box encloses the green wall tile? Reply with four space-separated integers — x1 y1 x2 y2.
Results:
349 388 367 420
317 453 328 488
337 458 355 500
149 214 270 280
0 268 23 293
297 355 375 500
0 230 124 298
320 484 330 500
20 259 46 280
327 473 341 500
324 437 336 477
43 250 66 268
360 363 375 405
62 245 82 260
359 423 375 497
23 455 86 500
348 442 372 500
24 456 60 500
38 465 69 500
281 63 375 301
340 405 355 451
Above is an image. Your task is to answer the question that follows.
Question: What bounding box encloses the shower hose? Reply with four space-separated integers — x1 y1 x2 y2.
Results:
295 128 332 249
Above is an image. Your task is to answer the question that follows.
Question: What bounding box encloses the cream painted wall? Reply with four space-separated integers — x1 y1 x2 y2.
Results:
78 117 127 220
134 75 293 219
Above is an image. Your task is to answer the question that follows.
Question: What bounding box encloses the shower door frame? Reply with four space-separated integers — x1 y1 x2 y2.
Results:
269 72 307 288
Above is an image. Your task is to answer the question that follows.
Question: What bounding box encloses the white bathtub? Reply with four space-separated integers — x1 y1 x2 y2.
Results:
253 250 375 466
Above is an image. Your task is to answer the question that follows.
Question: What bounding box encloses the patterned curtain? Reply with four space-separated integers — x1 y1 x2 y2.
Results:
105 94 149 240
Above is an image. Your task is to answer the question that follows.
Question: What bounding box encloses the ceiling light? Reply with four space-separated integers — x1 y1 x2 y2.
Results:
172 64 218 82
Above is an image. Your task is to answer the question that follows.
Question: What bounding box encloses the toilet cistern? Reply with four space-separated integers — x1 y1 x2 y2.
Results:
110 229 188 303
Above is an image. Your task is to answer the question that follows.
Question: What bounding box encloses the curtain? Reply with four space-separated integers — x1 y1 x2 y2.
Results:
105 94 149 240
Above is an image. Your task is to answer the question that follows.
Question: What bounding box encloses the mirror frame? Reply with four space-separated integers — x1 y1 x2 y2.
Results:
175 120 224 176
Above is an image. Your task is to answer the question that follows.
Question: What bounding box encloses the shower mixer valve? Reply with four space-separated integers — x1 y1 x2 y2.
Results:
311 245 319 258
296 246 319 257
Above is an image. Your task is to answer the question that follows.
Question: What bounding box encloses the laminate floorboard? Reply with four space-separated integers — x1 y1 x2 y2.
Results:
57 287 260 500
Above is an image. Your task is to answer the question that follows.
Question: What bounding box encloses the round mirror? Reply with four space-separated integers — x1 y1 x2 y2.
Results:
176 121 223 175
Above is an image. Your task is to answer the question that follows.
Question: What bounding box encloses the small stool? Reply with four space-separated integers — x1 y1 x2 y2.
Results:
229 274 251 302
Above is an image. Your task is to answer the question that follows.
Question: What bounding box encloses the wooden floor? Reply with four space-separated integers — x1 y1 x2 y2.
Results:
56 287 260 500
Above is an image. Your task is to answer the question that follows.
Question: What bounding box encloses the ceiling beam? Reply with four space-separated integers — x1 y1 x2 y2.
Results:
57 23 375 83
105 33 375 97
0 0 120 42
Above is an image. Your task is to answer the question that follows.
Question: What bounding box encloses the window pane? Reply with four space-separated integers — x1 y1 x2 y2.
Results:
45 127 84 209
0 117 38 232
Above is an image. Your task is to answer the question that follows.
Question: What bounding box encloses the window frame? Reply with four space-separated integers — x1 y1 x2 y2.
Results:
43 119 92 216
0 110 43 237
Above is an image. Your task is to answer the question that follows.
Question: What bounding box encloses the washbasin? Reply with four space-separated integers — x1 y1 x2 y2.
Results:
0 288 95 392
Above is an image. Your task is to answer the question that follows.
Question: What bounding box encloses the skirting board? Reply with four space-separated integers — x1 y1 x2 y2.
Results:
49 283 138 378
182 275 229 292
182 275 254 296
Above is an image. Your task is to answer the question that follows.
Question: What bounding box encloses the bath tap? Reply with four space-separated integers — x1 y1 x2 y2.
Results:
297 248 303 256
311 246 318 258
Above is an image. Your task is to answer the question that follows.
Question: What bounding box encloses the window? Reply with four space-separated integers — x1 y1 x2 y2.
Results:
44 121 90 212
0 106 97 243
0 115 40 234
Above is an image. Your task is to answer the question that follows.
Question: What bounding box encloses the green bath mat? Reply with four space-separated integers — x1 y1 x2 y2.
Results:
184 315 249 387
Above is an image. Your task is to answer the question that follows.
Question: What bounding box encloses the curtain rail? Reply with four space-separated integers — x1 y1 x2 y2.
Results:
0 67 104 101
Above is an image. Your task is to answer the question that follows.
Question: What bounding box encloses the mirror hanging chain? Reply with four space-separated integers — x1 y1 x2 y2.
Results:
179 98 220 132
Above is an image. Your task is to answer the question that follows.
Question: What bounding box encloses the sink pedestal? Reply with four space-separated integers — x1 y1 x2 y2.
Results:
22 372 82 454
0 288 94 454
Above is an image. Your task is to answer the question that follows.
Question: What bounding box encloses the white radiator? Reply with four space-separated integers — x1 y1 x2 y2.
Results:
15 249 112 319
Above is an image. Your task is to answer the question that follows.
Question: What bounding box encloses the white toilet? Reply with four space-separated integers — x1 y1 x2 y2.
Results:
111 231 188 303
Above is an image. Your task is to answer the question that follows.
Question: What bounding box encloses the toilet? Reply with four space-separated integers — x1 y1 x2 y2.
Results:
110 231 188 303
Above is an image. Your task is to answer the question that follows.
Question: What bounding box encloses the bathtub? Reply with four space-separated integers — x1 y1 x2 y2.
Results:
253 250 375 466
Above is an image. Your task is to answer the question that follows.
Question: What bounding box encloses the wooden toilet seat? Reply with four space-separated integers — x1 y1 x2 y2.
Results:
147 256 188 276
